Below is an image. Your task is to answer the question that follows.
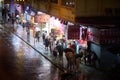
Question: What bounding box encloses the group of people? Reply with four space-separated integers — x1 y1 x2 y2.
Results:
44 39 99 72
80 49 98 67
42 37 82 72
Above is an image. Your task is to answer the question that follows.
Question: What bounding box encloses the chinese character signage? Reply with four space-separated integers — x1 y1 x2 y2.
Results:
68 25 80 39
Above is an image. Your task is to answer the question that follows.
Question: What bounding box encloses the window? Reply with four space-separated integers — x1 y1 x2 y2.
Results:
50 0 58 4
105 8 113 16
115 8 120 16
15 0 24 2
61 0 75 8
39 0 48 2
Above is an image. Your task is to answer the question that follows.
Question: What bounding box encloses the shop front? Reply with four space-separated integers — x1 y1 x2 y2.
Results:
48 16 67 40
34 11 50 37
67 24 89 54
34 15 68 42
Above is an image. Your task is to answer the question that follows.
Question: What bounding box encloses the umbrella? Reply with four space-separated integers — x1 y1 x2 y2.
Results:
63 48 73 53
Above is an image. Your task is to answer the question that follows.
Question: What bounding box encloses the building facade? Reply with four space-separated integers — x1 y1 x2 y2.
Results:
4 0 120 69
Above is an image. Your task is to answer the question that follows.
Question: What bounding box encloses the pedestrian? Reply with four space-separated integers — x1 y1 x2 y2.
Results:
85 52 91 65
35 31 40 42
8 12 11 22
35 26 40 42
65 51 75 72
2 8 6 22
42 33 45 44
49 37 54 53
27 27 30 36
11 13 15 25
56 42 63 60
15 14 20 25
11 13 16 32
44 37 50 50
75 53 83 72
70 41 76 54
53 48 58 59
22 22 25 30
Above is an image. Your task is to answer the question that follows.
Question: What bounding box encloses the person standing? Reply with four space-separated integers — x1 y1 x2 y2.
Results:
56 42 63 60
52 47 58 59
35 31 40 42
49 37 54 53
35 26 40 42
42 33 46 44
8 12 11 22
11 13 16 31
2 8 5 22
22 22 25 30
26 27 30 42
44 37 50 50
63 47 75 72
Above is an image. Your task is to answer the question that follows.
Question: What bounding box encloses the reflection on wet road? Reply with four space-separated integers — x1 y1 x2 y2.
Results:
0 28 59 80
1 24 116 80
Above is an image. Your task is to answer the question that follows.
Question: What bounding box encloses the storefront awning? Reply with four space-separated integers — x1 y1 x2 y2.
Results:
75 16 120 26
34 14 50 23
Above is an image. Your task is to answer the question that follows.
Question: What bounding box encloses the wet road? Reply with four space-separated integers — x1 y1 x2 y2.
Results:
0 26 60 80
0 24 106 80
1 23 119 80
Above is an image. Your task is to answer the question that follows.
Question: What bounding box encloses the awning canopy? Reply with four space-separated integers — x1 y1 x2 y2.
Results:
75 16 120 26
34 14 50 23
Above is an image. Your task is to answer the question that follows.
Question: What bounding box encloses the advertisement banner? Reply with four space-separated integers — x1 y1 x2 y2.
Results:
68 25 80 39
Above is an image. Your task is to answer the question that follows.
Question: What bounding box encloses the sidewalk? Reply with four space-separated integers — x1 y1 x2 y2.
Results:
4 23 106 80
